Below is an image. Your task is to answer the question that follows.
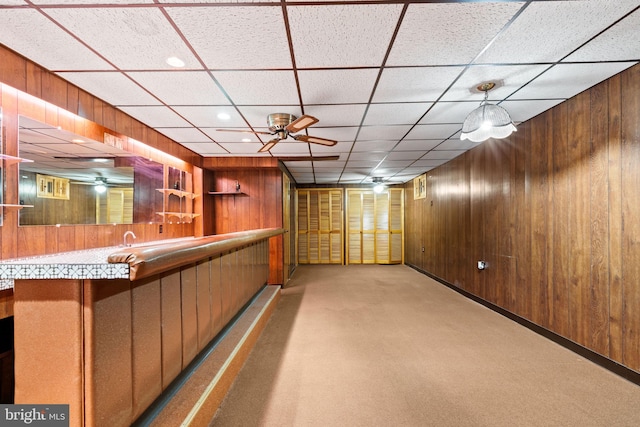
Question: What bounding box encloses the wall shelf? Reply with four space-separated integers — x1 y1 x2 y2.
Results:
156 188 199 199
156 212 200 219
208 191 247 196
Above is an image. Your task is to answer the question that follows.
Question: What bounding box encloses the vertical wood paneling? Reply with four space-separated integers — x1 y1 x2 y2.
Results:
404 63 640 374
567 91 591 347
589 82 611 355
208 168 283 284
530 113 550 327
607 74 623 362
552 103 570 337
621 66 640 371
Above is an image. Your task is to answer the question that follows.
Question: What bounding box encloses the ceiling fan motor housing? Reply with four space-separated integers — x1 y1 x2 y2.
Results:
267 113 297 132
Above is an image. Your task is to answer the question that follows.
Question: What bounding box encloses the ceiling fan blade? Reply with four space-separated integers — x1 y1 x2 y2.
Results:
285 115 319 133
258 139 280 153
293 134 337 146
215 128 273 136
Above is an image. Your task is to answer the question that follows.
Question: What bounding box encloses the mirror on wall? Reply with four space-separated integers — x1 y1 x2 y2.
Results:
17 116 164 226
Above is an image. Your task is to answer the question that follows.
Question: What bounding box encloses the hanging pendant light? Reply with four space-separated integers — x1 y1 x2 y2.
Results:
460 82 516 143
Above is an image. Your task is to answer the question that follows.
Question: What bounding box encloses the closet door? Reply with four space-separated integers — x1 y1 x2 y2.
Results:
296 189 343 264
347 188 403 264
347 190 375 264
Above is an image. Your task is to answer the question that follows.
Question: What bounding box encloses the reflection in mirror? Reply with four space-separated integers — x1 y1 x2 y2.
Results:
17 116 163 226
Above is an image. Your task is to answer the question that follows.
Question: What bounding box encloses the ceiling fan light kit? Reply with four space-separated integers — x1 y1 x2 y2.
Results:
460 82 517 143
218 113 336 153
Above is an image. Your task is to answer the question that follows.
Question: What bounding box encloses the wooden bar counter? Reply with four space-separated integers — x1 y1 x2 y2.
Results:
0 228 284 427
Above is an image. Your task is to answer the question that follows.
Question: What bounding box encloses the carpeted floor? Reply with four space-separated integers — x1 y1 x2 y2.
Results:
210 264 640 426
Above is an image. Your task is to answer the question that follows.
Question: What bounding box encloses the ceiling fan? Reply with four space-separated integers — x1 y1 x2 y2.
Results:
216 113 337 153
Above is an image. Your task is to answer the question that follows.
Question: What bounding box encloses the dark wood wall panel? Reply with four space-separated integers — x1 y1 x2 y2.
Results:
621 66 640 370
205 168 284 284
404 63 640 373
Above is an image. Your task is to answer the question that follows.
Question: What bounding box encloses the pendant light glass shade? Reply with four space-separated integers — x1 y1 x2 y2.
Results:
460 86 516 143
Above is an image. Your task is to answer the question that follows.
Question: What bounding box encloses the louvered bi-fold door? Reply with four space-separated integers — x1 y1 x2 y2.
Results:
346 188 404 264
296 189 343 264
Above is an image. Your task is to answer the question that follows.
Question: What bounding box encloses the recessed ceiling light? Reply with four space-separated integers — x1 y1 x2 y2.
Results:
72 138 85 143
217 112 231 121
166 56 185 67
241 138 251 142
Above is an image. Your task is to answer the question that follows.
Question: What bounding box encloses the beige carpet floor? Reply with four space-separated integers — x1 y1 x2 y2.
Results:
210 265 640 426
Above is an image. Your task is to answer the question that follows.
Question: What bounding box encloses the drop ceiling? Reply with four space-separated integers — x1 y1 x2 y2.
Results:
1 0 638 185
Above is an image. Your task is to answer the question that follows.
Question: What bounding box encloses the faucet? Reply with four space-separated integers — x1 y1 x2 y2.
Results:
123 231 137 247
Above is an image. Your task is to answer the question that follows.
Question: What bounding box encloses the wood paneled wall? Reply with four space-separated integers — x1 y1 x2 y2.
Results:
404 63 640 372
205 167 284 284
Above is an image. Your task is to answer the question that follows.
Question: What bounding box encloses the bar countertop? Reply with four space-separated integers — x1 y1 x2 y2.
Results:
0 228 284 285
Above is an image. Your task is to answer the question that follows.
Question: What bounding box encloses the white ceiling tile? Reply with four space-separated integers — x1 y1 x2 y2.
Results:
477 0 640 64
349 151 387 161
509 62 637 101
347 161 383 169
212 70 299 105
386 151 425 161
203 129 268 144
298 69 379 104
313 161 346 169
179 142 228 156
565 9 640 62
440 64 552 102
155 127 212 143
373 67 464 103
217 143 265 155
419 102 474 125
45 7 201 70
301 105 367 128
356 125 412 141
235 107 303 130
118 106 193 128
288 4 403 68
412 159 449 168
56 72 162 106
423 150 465 161
363 103 432 126
173 106 247 128
405 124 461 140
167 6 291 69
127 71 230 106
377 160 412 168
394 140 442 152
306 128 359 143
352 140 399 152
388 2 524 66
0 10 114 71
